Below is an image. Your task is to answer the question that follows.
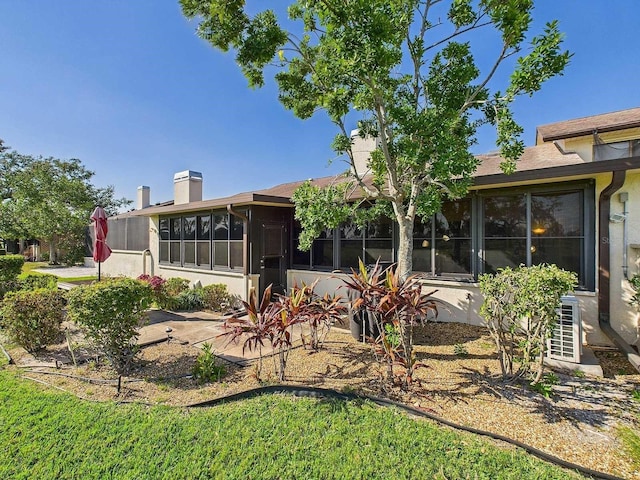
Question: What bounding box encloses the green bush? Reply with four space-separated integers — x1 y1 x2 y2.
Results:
66 278 152 374
0 289 65 353
0 255 24 282
174 289 204 311
630 274 640 309
192 342 226 384
163 277 190 297
18 273 58 291
479 264 577 384
201 283 240 312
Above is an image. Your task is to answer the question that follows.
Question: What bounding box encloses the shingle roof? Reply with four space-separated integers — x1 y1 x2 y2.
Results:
536 107 640 142
131 142 592 216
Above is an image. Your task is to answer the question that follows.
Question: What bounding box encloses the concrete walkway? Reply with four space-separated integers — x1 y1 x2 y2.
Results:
139 309 303 365
33 265 98 278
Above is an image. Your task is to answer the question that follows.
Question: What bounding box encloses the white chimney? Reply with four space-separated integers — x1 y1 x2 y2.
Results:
173 170 203 205
137 186 150 210
350 129 379 176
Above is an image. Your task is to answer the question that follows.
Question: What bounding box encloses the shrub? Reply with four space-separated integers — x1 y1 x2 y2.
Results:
174 289 205 311
479 264 577 384
0 255 24 282
192 342 226 384
0 255 25 299
630 274 640 309
163 277 190 297
18 273 58 291
137 274 167 307
201 283 239 312
66 278 152 374
0 289 65 353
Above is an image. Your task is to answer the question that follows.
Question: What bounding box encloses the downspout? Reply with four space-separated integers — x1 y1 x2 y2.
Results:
598 170 640 371
142 249 152 276
227 205 249 276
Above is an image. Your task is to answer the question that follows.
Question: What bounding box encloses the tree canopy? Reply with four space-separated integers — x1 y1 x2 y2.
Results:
0 144 129 263
180 0 570 279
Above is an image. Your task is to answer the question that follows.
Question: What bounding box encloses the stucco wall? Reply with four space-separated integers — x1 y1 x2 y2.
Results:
607 171 640 346
288 270 600 348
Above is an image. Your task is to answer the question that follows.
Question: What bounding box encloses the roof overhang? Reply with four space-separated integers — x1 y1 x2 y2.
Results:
472 155 640 187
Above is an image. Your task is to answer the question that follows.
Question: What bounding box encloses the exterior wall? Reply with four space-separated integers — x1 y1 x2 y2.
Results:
287 269 598 346
560 127 640 162
101 214 258 301
608 171 640 346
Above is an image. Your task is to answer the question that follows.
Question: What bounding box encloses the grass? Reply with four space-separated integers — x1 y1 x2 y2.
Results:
0 370 581 480
20 262 97 282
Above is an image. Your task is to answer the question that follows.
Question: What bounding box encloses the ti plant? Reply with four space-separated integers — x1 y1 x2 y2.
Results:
222 285 281 380
343 260 438 388
222 283 345 382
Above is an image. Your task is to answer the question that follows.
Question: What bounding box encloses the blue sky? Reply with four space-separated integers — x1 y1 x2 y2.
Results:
1 1 639 208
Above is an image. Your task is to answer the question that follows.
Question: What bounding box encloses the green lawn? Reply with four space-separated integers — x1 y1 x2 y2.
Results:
0 371 580 480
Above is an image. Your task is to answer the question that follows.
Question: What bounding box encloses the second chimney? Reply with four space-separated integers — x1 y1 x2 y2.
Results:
174 170 203 205
137 186 150 209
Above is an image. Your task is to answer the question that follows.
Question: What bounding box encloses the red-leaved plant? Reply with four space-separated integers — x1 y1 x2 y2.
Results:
222 283 345 382
343 260 437 388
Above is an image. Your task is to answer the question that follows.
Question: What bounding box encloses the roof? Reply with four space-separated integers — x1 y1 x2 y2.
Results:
536 107 640 142
130 142 606 216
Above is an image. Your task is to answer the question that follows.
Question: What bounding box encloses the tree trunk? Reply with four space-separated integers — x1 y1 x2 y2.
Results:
395 213 414 282
49 237 57 264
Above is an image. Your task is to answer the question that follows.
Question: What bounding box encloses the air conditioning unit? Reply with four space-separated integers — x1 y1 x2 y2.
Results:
546 295 582 363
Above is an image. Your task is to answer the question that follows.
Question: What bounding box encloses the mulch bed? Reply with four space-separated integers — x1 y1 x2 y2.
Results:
3 321 640 479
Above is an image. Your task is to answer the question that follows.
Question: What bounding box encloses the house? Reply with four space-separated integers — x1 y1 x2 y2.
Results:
101 107 640 358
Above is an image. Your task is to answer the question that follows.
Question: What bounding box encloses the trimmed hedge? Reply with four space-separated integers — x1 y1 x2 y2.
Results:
0 255 24 282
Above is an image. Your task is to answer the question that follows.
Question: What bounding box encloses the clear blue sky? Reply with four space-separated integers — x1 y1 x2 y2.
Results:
1 1 639 208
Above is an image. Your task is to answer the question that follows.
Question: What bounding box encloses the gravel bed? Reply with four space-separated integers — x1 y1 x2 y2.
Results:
5 322 640 479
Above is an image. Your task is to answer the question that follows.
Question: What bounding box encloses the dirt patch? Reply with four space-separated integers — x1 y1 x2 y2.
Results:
4 321 640 479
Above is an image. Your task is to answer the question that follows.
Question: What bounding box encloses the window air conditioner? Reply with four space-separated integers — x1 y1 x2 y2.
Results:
546 295 582 364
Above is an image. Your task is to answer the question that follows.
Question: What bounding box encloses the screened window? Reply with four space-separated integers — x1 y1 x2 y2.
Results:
482 195 527 274
312 228 334 269
159 211 244 271
412 198 472 277
292 221 311 267
340 221 363 269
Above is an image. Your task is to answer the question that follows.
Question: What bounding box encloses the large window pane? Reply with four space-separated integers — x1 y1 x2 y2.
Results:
159 218 169 241
183 241 195 264
365 217 392 263
531 192 582 237
159 242 168 262
230 242 243 269
197 242 210 267
412 216 432 274
183 217 196 240
292 221 310 267
213 214 229 240
340 222 363 269
312 228 333 268
436 199 472 275
531 238 583 276
230 215 243 240
483 239 527 274
170 218 181 240
484 195 526 237
435 239 471 274
213 241 228 267
170 241 181 263
197 215 211 240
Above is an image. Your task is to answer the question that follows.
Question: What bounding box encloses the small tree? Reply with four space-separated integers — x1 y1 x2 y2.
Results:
1 289 65 353
479 264 577 384
66 278 152 374
181 0 571 281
